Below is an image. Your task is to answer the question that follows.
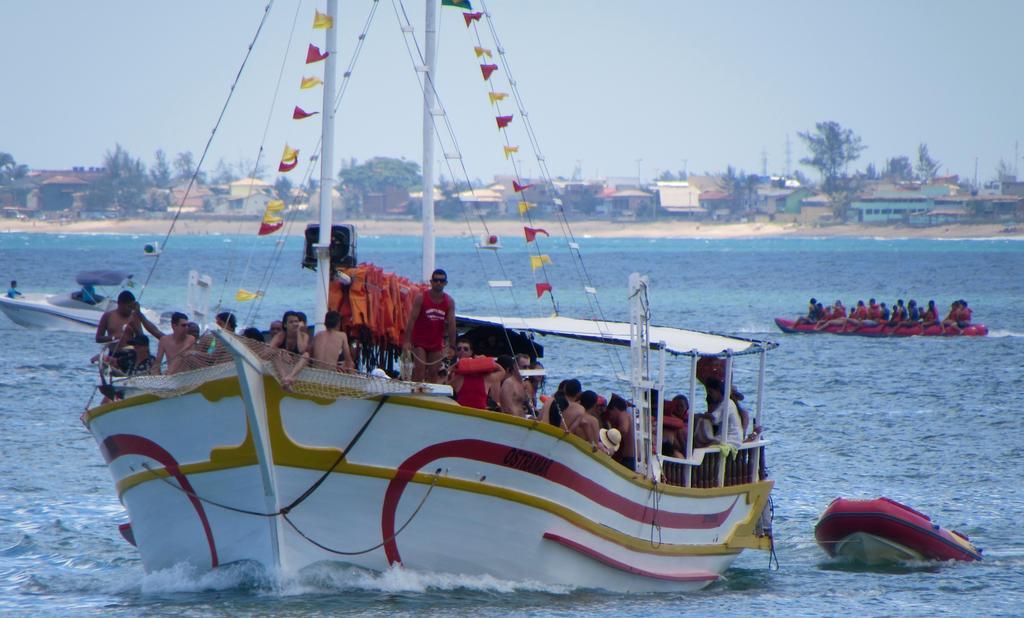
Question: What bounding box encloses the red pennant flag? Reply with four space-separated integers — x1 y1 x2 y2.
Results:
278 159 298 172
536 283 552 298
292 106 319 120
524 226 549 243
306 44 329 64
480 64 498 80
258 221 284 236
463 11 483 27
513 181 533 193
496 115 513 129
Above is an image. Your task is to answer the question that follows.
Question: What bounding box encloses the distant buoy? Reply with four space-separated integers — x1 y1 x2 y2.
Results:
476 234 502 250
143 242 161 256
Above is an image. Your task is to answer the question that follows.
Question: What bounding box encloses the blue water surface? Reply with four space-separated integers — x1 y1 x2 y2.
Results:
0 231 1022 616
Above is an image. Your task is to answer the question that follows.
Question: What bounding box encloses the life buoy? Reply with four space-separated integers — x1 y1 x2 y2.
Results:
455 356 500 375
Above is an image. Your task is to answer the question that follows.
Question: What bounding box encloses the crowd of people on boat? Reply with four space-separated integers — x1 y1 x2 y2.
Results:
92 268 760 471
793 297 975 333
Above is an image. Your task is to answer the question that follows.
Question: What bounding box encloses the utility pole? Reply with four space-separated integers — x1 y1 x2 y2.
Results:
635 158 643 188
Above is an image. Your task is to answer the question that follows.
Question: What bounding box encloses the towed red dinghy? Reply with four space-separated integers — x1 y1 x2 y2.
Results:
815 497 981 564
775 318 988 337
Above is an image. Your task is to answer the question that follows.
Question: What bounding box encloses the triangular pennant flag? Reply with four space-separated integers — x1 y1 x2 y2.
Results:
235 289 263 302
265 200 285 212
281 144 298 162
313 10 333 29
292 106 319 120
488 92 508 104
300 76 323 89
524 226 549 243
278 159 298 173
442 0 473 8
536 282 552 298
503 145 519 159
306 43 329 64
463 11 483 26
474 46 492 58
529 255 552 270
496 115 513 129
259 219 285 235
480 64 498 80
517 201 535 215
513 180 533 193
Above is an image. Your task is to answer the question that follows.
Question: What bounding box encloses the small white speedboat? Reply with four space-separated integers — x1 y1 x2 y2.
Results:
0 270 157 333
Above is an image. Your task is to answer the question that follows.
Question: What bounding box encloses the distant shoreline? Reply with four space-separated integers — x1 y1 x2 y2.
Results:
1 218 1020 240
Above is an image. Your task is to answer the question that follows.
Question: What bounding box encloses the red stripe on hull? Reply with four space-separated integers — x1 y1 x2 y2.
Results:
381 438 739 565
101 434 220 568
542 532 719 583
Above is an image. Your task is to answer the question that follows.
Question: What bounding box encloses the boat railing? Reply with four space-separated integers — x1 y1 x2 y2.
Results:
660 440 767 488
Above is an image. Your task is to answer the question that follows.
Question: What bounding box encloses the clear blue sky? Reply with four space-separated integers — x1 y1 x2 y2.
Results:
2 0 1021 184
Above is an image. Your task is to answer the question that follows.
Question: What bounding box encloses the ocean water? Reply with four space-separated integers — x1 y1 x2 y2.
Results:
1 231 1022 616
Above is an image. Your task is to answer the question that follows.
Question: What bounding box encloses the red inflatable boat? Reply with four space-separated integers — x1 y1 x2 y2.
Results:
815 497 982 564
775 318 988 337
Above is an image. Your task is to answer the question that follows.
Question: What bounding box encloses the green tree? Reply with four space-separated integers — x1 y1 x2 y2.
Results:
173 151 206 185
882 156 914 182
798 121 866 194
0 152 29 185
996 158 1016 183
211 158 236 185
274 175 294 200
86 144 151 212
339 157 421 192
915 143 940 182
150 149 172 188
338 157 421 211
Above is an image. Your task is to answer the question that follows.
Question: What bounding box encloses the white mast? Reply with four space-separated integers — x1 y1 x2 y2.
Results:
314 0 339 330
420 0 438 281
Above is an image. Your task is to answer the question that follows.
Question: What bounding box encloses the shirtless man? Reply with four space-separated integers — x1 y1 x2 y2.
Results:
567 390 611 452
95 291 143 354
403 269 456 383
153 312 197 375
605 394 636 470
555 379 584 430
495 355 531 417
283 310 354 389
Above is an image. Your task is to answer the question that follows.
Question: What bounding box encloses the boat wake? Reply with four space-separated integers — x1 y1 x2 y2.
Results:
985 329 1024 338
130 562 573 597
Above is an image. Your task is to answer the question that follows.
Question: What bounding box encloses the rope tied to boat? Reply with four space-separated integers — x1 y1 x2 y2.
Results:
133 394 441 555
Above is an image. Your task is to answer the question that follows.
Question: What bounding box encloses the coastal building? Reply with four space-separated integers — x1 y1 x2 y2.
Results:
655 181 705 218
598 188 655 220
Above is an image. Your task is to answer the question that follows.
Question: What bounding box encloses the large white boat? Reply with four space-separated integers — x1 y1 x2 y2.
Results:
82 1 777 592
0 270 156 333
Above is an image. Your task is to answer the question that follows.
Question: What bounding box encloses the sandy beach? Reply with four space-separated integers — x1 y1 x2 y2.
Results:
1 217 1019 240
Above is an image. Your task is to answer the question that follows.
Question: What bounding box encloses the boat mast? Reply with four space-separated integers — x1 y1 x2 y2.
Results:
314 0 339 329
420 0 438 281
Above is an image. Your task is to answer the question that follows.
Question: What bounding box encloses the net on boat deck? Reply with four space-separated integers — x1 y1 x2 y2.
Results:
115 334 429 401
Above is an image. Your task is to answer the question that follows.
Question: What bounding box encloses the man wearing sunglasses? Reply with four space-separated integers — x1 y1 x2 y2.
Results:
404 268 457 383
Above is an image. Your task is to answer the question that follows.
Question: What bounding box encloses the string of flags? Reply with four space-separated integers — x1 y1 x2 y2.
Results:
239 7 333 302
445 2 557 302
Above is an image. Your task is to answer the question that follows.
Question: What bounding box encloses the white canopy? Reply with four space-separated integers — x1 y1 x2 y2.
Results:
457 315 775 357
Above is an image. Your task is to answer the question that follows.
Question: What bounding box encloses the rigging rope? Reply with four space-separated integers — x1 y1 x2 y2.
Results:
137 1 277 303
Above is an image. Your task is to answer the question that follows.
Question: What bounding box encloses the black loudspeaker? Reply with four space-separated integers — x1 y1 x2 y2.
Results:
302 224 357 270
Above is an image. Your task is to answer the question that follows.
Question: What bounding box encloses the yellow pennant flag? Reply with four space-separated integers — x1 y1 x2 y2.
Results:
517 201 535 215
235 289 263 302
262 214 283 225
474 46 492 58
265 200 284 212
529 255 552 270
281 144 298 163
313 10 333 29
503 146 519 159
300 76 323 89
488 92 508 104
